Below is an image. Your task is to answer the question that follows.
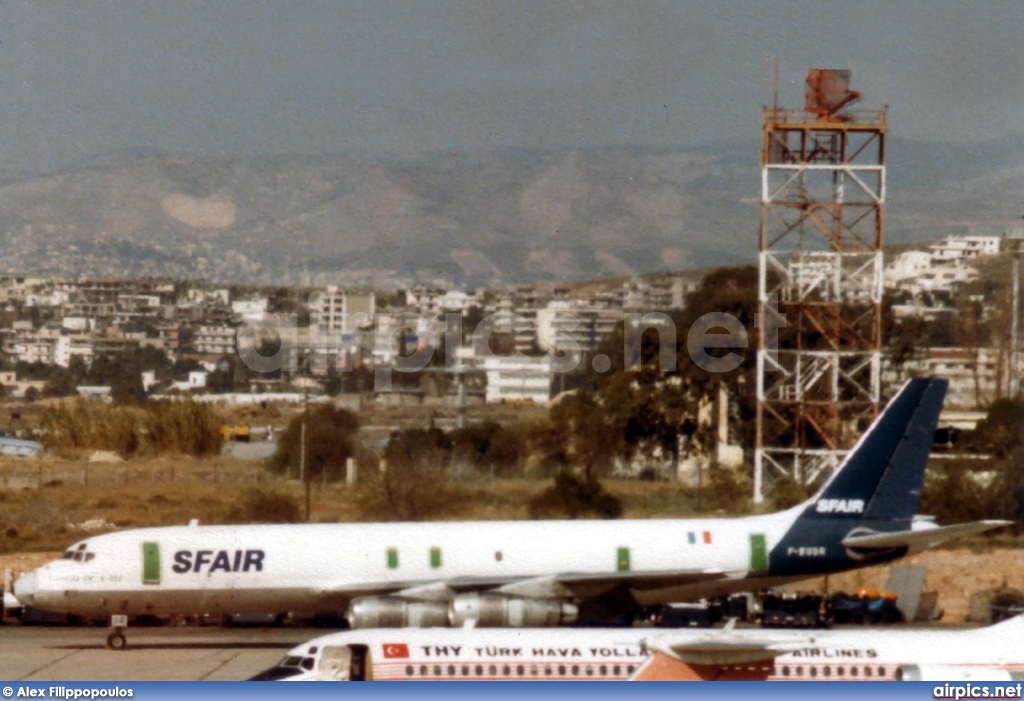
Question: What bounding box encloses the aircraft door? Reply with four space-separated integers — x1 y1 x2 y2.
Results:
319 646 352 681
350 644 371 681
749 533 768 574
319 645 372 681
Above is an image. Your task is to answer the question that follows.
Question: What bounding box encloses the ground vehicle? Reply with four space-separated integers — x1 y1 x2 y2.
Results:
760 593 825 628
826 589 904 624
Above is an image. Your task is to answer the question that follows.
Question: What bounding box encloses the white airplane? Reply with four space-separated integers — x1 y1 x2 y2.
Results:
248 616 1024 681
13 377 1008 650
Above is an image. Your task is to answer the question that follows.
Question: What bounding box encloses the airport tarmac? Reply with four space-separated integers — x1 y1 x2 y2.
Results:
0 625 310 681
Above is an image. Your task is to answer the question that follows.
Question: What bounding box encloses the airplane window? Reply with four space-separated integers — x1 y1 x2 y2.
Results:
544 665 552 676
850 667 858 677
796 666 803 677
488 665 496 676
878 666 885 678
301 658 314 671
475 665 483 676
599 665 607 676
837 666 845 676
530 665 538 676
447 665 455 676
516 665 524 675
571 665 578 676
781 665 790 677
308 646 318 654
461 665 469 676
809 667 817 678
586 665 593 676
823 666 831 677
74 552 84 562
558 665 565 676
420 665 427 676
433 665 441 676
865 667 872 677
613 665 620 676
405 666 413 677
627 665 635 675
78 543 87 550
84 553 95 562
61 551 74 560
495 551 503 561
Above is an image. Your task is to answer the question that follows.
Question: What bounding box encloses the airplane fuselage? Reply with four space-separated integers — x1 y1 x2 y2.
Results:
17 507 903 619
253 621 1024 681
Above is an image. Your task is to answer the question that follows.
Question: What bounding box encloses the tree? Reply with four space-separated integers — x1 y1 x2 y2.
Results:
528 472 622 519
371 428 458 520
548 266 759 479
269 406 360 482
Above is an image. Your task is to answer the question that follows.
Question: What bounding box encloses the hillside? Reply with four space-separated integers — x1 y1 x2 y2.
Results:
0 137 1021 288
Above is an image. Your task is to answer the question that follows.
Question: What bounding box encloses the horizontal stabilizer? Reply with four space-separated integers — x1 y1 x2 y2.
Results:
841 520 1011 550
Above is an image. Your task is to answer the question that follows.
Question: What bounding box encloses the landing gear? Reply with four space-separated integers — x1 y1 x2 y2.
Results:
106 630 127 650
106 614 129 650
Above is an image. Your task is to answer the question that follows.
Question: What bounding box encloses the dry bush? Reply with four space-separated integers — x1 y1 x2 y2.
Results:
40 399 140 456
39 398 222 458
143 400 222 457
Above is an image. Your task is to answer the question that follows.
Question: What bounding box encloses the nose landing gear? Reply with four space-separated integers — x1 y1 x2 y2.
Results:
106 615 128 650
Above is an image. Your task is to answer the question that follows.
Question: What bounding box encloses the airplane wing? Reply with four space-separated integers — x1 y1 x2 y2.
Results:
320 568 736 602
842 520 1011 550
647 631 812 666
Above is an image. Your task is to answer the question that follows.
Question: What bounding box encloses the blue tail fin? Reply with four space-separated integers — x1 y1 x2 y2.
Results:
799 377 948 523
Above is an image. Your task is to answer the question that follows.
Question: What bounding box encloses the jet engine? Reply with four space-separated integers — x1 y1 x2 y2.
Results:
448 592 579 628
347 596 449 628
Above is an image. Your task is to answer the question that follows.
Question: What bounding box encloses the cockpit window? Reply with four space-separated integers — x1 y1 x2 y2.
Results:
85 553 95 562
281 656 304 668
247 667 305 682
73 552 83 562
301 658 314 670
61 551 74 560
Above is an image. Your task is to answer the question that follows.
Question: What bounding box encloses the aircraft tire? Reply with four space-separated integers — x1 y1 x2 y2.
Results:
106 631 127 651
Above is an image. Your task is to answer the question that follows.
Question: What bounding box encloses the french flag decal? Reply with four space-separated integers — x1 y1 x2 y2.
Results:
383 643 410 659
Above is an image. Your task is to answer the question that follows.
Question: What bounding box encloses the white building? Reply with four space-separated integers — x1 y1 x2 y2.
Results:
885 347 1009 409
885 236 1002 296
481 355 553 404
231 297 269 321
193 326 236 356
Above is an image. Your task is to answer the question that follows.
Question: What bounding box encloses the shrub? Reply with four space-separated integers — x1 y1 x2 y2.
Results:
226 489 302 524
39 397 223 458
528 472 622 519
270 406 359 482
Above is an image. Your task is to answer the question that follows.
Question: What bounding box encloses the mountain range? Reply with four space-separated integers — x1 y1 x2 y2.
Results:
0 136 1021 289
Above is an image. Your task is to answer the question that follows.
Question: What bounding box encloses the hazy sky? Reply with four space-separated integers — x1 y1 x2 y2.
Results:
1 0 1022 176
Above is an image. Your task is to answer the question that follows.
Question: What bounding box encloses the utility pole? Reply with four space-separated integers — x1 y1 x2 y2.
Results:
1010 235 1024 397
302 382 311 521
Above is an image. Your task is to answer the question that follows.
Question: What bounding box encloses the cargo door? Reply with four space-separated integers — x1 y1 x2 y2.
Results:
749 534 768 574
142 542 161 585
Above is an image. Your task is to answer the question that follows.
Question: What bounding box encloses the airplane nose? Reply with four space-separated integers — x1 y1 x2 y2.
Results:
13 571 36 606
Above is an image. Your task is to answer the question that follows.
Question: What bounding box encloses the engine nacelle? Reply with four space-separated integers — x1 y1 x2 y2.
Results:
449 593 579 628
897 664 1014 682
347 596 449 628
